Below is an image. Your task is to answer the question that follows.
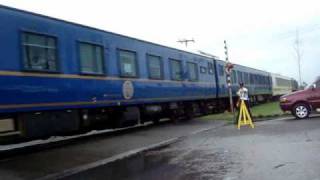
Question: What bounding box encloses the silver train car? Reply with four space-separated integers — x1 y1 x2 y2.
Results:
271 73 296 97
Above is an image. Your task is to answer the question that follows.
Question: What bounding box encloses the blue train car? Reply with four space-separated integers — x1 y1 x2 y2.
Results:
215 59 272 109
0 5 219 139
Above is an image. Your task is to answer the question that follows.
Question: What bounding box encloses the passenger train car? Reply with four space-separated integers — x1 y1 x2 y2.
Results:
271 73 297 98
0 5 295 141
215 60 272 107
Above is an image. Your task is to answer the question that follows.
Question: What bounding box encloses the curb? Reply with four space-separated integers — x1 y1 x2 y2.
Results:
253 115 293 122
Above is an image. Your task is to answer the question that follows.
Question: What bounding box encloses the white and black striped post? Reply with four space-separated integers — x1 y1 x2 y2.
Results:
224 40 234 113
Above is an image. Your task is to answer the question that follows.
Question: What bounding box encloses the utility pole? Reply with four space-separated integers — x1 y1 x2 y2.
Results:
177 38 195 47
224 40 234 113
294 28 303 88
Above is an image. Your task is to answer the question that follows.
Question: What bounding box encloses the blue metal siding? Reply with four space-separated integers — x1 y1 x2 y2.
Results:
0 75 216 113
215 59 272 98
0 6 217 113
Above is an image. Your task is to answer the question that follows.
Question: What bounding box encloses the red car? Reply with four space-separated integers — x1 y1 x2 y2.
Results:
280 79 320 119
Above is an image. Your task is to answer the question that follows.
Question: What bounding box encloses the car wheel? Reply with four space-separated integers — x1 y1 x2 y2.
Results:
293 103 310 119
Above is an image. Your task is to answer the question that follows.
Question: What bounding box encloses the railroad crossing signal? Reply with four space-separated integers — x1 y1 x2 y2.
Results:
237 100 255 129
225 62 234 75
224 40 229 62
225 62 234 86
224 40 234 114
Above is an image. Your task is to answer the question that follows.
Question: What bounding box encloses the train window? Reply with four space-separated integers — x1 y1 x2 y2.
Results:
170 59 183 81
200 66 207 74
232 70 237 84
250 74 254 84
22 32 58 72
187 62 198 81
276 78 291 87
147 54 163 79
218 65 224 76
79 42 104 74
237 71 243 83
119 50 138 77
208 62 214 74
244 73 249 84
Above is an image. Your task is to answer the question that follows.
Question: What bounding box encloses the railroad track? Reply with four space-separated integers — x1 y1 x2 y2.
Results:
0 120 173 159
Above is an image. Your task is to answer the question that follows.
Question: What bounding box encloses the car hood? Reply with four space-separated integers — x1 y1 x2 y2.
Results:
281 89 307 98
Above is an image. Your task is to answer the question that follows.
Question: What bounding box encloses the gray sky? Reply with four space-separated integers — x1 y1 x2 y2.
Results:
1 0 319 84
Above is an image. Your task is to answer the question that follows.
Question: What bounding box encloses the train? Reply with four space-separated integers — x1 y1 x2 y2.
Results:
271 73 299 99
0 5 298 141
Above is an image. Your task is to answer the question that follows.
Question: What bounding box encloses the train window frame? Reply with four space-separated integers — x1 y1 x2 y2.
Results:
21 31 59 73
187 62 199 81
78 42 105 75
118 49 139 78
237 71 243 83
218 64 224 76
208 62 214 75
276 77 291 87
232 70 237 84
259 75 262 85
255 75 257 84
170 59 183 81
244 72 249 84
250 74 254 84
200 66 207 74
147 54 163 80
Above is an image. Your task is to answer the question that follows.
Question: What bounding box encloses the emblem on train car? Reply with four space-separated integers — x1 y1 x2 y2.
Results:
122 81 134 99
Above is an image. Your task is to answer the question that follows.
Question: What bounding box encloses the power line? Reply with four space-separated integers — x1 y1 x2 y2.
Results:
277 24 320 39
177 38 195 47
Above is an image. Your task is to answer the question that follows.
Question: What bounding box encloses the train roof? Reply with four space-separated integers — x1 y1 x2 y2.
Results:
0 4 219 62
270 73 293 80
0 4 280 77
214 58 270 75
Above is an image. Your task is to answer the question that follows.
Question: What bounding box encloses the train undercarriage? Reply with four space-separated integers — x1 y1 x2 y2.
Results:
0 99 217 144
0 94 271 144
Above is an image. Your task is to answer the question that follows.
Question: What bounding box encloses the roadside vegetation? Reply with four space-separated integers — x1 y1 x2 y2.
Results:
199 101 289 123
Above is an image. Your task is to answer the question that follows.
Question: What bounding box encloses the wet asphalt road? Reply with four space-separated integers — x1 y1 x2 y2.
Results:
71 116 320 180
0 119 225 180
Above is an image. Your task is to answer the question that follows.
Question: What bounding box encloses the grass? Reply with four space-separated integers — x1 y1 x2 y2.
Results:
199 101 287 123
251 102 283 117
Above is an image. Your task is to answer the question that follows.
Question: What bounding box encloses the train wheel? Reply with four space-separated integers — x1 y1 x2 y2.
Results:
169 110 179 123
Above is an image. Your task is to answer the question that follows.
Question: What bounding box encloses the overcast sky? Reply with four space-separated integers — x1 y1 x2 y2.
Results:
1 0 319 84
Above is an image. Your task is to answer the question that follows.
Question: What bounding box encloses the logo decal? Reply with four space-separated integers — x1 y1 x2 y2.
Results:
122 81 134 100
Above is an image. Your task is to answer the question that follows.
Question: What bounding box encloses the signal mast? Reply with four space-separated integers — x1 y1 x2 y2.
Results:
224 40 235 113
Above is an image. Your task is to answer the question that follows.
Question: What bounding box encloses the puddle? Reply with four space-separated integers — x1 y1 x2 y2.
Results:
63 144 236 180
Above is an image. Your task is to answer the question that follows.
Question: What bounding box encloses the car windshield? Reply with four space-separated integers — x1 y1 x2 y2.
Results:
308 83 315 89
